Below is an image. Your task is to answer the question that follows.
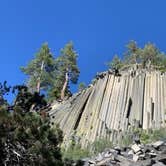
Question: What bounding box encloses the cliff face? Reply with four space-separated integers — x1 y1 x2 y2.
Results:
49 69 166 147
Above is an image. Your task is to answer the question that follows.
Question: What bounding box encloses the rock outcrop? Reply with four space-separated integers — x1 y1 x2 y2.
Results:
49 69 166 147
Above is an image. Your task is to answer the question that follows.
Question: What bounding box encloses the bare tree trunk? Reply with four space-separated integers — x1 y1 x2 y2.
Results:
60 70 69 100
36 60 45 93
30 61 44 112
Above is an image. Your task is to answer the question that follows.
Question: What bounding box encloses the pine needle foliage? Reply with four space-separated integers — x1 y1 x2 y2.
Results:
0 83 64 166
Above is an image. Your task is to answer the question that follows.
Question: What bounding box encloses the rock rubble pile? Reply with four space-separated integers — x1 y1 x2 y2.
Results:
83 140 166 166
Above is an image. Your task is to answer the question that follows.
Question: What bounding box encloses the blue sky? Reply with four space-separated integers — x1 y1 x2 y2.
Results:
0 0 166 100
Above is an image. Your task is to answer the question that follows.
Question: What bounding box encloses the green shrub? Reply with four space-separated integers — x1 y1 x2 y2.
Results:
120 134 133 147
140 130 150 144
92 138 113 154
151 128 166 141
62 144 90 161
137 128 166 144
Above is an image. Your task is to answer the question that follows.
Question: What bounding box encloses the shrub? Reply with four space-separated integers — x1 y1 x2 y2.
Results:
62 144 90 161
92 138 113 154
120 133 133 147
135 128 166 144
140 130 150 144
151 128 166 141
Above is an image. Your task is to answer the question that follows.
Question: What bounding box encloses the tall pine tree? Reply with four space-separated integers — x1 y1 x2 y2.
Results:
21 43 55 93
50 42 80 100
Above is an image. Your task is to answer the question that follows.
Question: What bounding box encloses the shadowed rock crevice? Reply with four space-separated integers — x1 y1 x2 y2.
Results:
141 73 146 126
126 98 132 119
73 92 91 130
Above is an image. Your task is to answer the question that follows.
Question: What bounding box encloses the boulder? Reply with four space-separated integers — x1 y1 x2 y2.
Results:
133 154 139 162
153 141 164 148
131 144 141 153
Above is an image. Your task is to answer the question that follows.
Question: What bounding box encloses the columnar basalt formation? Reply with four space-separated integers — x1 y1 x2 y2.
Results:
49 69 166 147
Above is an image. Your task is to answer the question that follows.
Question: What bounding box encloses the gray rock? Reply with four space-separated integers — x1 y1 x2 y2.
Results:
114 146 121 154
95 153 104 162
131 144 141 153
148 152 157 158
133 154 139 162
128 150 134 155
136 150 143 155
104 151 112 158
152 162 166 166
88 160 96 164
139 154 145 160
96 158 113 166
152 141 164 148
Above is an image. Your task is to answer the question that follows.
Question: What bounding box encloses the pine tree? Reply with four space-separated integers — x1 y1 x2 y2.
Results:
51 42 80 100
78 82 86 92
0 83 64 165
141 43 163 68
107 55 123 70
20 43 55 93
107 41 166 71
124 40 142 65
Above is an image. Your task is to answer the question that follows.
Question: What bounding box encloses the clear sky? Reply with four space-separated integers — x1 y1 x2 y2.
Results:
0 0 166 99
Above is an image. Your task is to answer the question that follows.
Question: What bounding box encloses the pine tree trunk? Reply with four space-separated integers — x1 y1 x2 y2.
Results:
30 61 45 112
36 60 44 93
60 70 69 100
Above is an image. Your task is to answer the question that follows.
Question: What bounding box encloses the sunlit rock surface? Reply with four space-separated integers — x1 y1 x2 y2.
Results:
49 69 166 147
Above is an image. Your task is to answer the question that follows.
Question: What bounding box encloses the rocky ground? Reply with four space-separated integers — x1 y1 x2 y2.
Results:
82 140 166 166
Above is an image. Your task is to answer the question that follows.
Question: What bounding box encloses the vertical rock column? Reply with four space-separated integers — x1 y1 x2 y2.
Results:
88 74 109 143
